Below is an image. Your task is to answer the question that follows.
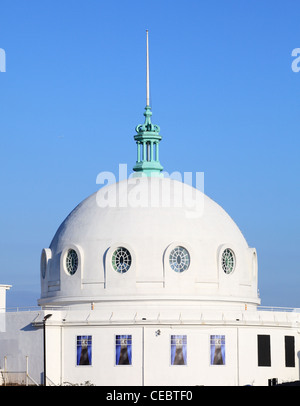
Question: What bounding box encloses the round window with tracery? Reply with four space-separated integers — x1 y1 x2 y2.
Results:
221 248 235 274
112 247 132 273
169 246 190 273
65 249 78 275
41 250 47 279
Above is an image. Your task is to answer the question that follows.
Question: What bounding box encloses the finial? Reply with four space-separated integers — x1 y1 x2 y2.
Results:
146 30 150 107
133 30 163 176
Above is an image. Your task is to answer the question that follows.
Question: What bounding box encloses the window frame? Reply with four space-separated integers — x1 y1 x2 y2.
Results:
257 334 271 367
169 246 191 273
170 334 187 366
61 245 82 277
40 248 52 279
285 335 295 368
221 248 236 275
115 334 133 367
111 247 132 274
76 335 92 367
210 335 226 366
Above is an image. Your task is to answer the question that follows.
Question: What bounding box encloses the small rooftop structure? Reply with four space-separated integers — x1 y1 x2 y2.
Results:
0 285 11 312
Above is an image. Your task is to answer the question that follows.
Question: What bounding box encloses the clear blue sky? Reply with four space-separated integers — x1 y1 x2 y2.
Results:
0 0 299 308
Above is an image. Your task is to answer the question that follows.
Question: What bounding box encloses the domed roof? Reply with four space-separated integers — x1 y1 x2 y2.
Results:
39 176 259 309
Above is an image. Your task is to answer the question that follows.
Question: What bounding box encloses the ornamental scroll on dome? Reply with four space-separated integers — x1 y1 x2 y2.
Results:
135 106 160 135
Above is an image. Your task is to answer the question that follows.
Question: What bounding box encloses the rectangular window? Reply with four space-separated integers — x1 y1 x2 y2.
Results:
170 335 187 365
257 335 271 367
76 335 92 366
115 335 132 365
285 336 295 367
210 335 225 365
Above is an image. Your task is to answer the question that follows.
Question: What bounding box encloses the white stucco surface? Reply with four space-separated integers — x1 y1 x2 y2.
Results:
39 177 259 310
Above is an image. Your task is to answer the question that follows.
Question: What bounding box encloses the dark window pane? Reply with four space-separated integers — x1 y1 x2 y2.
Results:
258 335 271 367
285 336 295 367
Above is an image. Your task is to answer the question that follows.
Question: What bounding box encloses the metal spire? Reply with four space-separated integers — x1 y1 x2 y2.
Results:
146 30 150 107
133 30 163 176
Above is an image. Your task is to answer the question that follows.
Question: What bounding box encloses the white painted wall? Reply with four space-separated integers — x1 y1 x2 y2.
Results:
0 311 43 384
238 327 300 386
44 312 300 386
0 308 299 386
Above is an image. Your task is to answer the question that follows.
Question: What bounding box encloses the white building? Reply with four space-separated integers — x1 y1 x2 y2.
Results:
0 34 299 386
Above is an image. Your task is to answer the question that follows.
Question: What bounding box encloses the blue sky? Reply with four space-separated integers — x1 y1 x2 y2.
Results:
0 0 299 308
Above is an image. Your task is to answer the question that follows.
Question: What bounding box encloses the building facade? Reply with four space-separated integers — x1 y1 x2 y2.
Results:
1 171 300 386
0 34 299 386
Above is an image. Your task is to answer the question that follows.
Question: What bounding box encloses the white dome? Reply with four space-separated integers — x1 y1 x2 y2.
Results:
39 176 259 309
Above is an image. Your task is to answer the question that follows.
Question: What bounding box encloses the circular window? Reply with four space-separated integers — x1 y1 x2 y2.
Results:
41 250 47 279
169 246 190 273
112 247 132 273
65 249 79 275
221 248 235 274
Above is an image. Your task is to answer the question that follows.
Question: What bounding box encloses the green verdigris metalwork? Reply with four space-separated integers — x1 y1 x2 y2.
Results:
133 105 163 176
